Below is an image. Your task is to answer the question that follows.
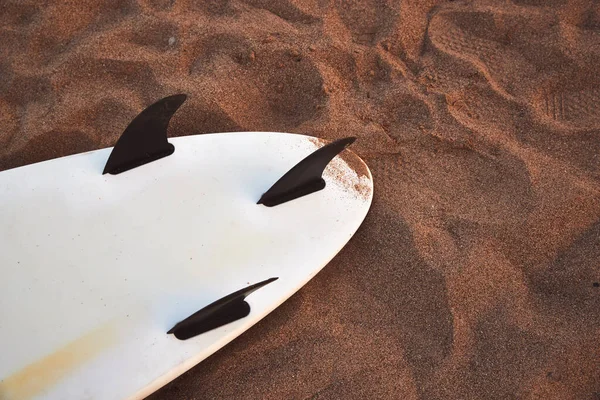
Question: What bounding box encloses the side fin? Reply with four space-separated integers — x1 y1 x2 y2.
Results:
257 137 356 207
103 94 187 175
167 277 278 340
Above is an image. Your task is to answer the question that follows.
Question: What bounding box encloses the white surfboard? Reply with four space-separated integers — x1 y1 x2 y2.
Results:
0 129 372 399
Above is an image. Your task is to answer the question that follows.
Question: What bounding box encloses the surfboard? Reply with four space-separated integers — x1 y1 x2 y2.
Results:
0 96 373 399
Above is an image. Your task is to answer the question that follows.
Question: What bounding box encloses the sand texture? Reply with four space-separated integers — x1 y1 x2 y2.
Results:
1 0 600 398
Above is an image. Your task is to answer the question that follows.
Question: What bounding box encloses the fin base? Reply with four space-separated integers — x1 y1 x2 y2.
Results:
169 301 251 340
103 143 175 175
258 178 326 207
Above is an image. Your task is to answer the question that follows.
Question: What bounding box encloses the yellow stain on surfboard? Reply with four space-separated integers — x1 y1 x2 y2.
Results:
0 322 118 400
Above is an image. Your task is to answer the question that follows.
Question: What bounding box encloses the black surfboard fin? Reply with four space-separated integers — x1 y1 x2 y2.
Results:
257 137 356 207
103 94 187 175
167 277 278 340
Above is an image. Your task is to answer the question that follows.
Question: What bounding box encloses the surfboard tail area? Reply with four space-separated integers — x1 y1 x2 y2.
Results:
0 131 372 400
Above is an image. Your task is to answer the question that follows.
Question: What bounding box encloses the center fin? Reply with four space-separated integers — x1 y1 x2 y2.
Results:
168 277 278 340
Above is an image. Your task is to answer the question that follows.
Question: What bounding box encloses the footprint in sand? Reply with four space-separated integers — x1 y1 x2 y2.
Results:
429 9 600 130
335 0 395 45
142 0 175 11
240 0 319 23
0 1 39 27
128 18 179 51
187 0 237 16
467 307 551 399
534 87 600 130
9 0 139 66
188 0 318 21
189 33 326 130
428 11 538 100
52 58 160 102
528 219 600 327
3 71 53 110
377 91 433 142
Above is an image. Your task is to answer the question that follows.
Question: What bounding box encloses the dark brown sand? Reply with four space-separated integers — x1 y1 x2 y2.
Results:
1 0 600 398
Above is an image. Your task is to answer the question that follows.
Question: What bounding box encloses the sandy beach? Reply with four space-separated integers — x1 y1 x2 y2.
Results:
1 0 599 398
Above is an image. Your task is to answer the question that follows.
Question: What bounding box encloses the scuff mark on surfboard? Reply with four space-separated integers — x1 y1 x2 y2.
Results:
308 137 372 201
0 322 118 400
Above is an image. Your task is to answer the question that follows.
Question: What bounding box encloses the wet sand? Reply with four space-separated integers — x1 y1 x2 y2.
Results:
1 0 599 398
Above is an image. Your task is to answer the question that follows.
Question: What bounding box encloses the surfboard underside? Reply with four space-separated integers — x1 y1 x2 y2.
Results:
0 132 372 400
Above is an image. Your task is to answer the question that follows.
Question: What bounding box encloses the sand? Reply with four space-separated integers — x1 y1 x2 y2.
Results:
1 0 600 398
